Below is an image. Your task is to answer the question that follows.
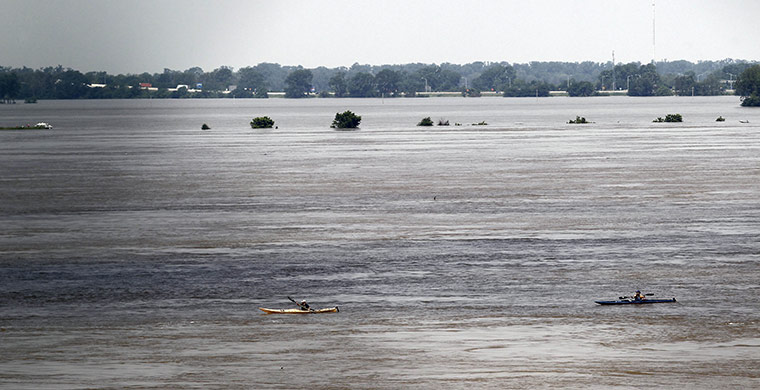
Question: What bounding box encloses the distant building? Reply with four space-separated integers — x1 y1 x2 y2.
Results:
139 83 152 88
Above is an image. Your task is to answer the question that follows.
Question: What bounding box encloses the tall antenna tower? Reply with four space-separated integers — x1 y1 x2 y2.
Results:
652 0 656 63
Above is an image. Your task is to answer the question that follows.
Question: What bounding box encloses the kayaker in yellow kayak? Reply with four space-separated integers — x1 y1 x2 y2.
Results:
287 296 315 311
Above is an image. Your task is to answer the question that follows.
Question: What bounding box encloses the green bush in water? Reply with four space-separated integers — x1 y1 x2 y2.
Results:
568 116 590 124
331 110 361 129
653 114 683 123
251 116 275 128
417 117 434 126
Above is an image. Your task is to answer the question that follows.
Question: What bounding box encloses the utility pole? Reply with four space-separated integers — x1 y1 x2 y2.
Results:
612 50 616 91
652 0 656 63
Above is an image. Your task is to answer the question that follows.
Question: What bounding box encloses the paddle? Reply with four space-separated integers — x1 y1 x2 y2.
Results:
287 296 314 312
618 293 654 300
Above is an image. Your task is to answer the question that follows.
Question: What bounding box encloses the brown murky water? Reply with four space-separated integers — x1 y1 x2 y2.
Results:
1 97 759 389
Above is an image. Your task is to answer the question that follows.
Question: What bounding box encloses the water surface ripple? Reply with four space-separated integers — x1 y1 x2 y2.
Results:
1 97 759 389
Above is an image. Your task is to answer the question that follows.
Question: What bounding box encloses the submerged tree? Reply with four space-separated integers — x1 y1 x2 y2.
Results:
568 116 590 124
331 111 361 129
417 117 434 126
653 114 683 122
251 116 275 128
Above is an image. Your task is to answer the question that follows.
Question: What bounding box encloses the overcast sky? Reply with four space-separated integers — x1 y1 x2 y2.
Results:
2 0 759 74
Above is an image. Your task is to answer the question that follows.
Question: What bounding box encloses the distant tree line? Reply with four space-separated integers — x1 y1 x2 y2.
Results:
0 59 757 101
735 65 760 106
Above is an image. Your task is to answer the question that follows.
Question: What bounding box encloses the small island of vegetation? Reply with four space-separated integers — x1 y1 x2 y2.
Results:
251 116 275 129
417 117 434 126
653 114 683 123
568 116 591 124
331 111 361 129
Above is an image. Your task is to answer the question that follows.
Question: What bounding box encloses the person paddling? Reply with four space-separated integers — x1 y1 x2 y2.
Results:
633 290 646 301
288 296 312 311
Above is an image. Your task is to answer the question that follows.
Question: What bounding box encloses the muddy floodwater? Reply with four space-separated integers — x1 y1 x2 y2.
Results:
1 96 759 389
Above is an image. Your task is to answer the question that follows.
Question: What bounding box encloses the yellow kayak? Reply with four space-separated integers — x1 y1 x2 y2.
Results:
259 307 339 314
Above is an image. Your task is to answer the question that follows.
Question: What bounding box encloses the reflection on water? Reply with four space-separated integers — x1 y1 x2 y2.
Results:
1 97 759 389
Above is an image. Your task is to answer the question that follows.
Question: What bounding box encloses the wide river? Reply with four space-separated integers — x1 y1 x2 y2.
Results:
1 96 759 389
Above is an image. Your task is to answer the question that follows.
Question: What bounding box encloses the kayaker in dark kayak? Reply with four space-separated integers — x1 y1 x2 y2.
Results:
595 290 677 305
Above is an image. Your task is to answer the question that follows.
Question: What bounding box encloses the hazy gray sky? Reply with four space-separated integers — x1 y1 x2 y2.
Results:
2 0 759 74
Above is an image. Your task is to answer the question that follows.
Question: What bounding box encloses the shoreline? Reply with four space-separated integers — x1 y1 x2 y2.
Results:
0 93 740 102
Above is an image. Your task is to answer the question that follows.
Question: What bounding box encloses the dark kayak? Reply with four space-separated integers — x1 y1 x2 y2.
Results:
259 307 339 314
595 298 677 305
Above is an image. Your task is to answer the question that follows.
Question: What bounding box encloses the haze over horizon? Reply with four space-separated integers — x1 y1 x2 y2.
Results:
2 0 759 74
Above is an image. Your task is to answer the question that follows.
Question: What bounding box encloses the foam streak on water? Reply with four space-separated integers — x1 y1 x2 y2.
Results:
1 97 759 389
